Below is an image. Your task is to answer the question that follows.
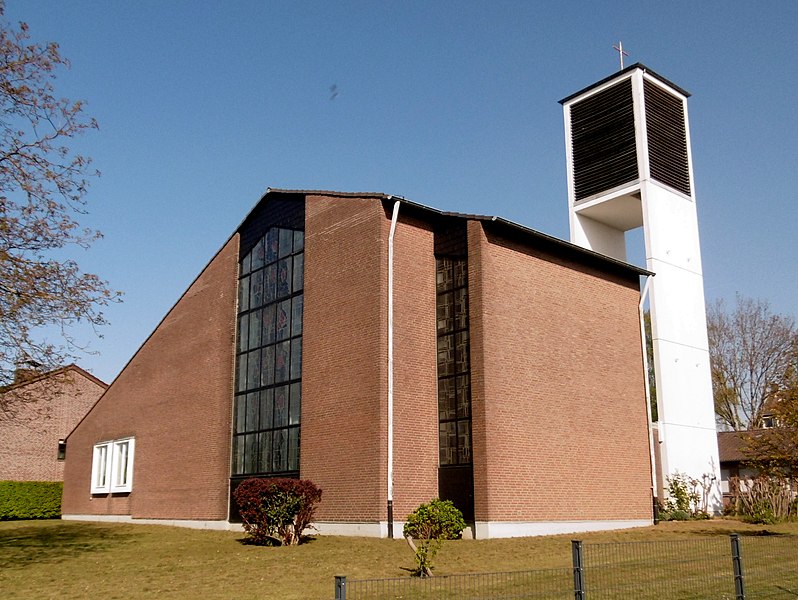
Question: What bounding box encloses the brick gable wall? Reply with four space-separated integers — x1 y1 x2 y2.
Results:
0 369 106 482
469 221 652 522
61 236 239 520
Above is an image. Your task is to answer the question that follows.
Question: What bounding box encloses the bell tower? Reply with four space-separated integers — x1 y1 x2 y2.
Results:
560 64 721 510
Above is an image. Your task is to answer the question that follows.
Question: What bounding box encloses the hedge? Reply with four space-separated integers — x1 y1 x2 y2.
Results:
0 481 63 520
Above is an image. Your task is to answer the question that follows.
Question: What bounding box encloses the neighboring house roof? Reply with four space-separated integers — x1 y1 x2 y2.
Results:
718 431 747 463
1 364 108 393
718 429 781 464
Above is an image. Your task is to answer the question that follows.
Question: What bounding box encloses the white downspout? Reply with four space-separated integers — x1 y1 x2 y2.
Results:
639 275 658 505
387 198 400 538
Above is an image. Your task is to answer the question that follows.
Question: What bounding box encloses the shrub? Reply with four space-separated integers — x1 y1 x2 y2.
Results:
731 475 795 524
233 478 322 546
403 499 466 577
0 481 62 520
659 472 713 521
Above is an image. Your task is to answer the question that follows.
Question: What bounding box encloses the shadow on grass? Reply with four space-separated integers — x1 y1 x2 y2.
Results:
0 521 134 570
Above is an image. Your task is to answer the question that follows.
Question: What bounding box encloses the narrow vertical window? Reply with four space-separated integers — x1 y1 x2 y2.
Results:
436 257 472 466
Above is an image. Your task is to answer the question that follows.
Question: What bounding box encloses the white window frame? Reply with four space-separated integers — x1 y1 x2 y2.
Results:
91 442 112 494
91 437 135 494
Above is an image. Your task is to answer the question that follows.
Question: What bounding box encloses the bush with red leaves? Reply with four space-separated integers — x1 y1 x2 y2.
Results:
233 478 322 546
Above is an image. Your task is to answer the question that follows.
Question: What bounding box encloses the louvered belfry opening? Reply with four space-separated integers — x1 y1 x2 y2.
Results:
644 79 691 197
570 78 637 202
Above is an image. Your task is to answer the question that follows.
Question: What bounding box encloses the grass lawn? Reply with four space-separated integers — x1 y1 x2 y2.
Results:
1 518 796 599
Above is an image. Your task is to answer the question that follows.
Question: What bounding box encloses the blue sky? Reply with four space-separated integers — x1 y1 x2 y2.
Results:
6 1 797 383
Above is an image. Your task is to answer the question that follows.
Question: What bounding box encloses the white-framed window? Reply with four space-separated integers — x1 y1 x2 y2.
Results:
91 437 135 494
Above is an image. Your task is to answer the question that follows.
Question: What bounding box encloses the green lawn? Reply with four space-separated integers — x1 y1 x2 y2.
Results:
0 519 796 599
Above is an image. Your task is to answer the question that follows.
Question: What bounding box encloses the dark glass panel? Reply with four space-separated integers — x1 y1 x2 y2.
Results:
244 434 258 473
264 264 276 304
458 421 472 464
238 275 250 312
237 314 249 353
250 269 263 309
293 230 304 252
248 309 262 349
289 382 301 425
290 339 302 381
259 388 274 430
456 375 471 418
454 287 468 330
436 258 453 293
293 253 304 292
258 432 272 473
288 428 299 471
245 392 259 432
260 345 275 386
262 304 276 345
246 349 261 390
251 238 265 271
266 228 279 264
439 422 457 466
232 435 244 475
437 292 454 334
273 429 287 472
234 395 246 433
236 354 247 392
438 378 456 420
275 341 290 383
277 258 292 299
291 295 303 337
279 228 293 258
455 331 470 374
437 334 455 377
454 259 467 288
274 385 289 427
276 300 291 341
241 251 251 277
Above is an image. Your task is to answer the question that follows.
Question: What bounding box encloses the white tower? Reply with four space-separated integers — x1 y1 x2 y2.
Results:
560 64 721 510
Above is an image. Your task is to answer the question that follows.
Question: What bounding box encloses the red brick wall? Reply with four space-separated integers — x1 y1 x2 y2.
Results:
61 236 239 520
391 211 438 520
469 221 652 522
301 196 387 522
0 368 106 482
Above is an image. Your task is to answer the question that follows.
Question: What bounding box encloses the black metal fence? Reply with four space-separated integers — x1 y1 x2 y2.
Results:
333 533 798 599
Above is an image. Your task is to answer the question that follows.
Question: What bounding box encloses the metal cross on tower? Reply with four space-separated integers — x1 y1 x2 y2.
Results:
613 41 629 69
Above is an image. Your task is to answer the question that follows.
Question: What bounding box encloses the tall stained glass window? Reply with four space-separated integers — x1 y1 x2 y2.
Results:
233 226 303 476
436 256 472 466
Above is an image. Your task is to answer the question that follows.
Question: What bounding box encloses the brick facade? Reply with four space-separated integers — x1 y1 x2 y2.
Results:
61 190 653 536
468 222 652 525
0 366 106 482
61 236 239 520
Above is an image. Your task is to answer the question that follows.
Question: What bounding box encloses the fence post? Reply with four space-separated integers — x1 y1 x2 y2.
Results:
334 575 347 600
572 540 586 600
730 534 745 600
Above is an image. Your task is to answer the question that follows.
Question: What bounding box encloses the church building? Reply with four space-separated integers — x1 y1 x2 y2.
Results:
61 189 653 537
61 64 719 538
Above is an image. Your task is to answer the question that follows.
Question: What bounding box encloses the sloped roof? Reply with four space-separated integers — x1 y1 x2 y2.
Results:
259 188 652 280
717 431 747 463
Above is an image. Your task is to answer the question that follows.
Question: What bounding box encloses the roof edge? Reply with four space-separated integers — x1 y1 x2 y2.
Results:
559 62 691 105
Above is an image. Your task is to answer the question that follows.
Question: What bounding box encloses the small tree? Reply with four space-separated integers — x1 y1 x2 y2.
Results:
707 296 796 431
403 499 466 577
233 478 322 546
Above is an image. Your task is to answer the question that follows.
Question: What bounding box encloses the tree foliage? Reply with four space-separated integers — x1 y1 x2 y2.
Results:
707 296 796 430
0 2 117 413
403 499 466 577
